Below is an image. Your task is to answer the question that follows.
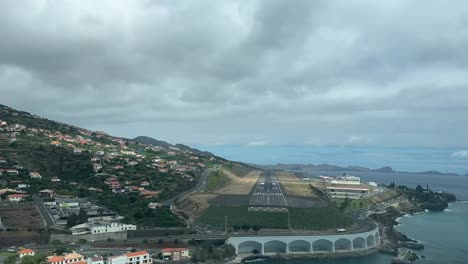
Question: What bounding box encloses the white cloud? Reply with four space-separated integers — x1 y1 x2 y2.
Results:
247 140 269 147
451 150 468 158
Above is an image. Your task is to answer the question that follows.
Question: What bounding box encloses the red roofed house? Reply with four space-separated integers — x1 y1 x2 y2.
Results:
0 157 6 163
47 255 65 264
17 249 35 258
125 250 151 264
8 193 27 202
161 248 190 261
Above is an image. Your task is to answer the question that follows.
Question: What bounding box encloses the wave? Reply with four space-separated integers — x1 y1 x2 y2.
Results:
444 208 453 212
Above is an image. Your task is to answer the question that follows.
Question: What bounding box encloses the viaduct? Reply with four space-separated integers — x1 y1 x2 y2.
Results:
227 225 380 255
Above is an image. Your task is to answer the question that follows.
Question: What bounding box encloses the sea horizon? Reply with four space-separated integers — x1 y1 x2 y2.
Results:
196 145 468 175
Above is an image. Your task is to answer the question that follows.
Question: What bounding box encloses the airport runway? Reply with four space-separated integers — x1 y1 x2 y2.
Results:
249 170 288 207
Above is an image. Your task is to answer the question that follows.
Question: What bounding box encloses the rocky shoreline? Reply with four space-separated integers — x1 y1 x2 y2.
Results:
369 186 456 263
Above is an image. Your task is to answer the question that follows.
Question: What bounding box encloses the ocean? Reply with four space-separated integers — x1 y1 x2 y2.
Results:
199 145 468 263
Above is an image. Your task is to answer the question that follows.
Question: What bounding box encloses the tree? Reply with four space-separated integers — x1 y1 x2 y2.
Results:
78 208 88 224
4 255 17 264
241 224 251 232
66 213 79 227
416 185 424 193
233 224 240 231
174 239 180 245
252 225 260 233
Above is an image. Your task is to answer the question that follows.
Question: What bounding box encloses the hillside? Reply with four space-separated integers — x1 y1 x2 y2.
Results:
133 135 215 157
0 104 223 227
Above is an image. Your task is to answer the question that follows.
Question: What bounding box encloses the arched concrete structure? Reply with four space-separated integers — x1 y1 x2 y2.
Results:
334 238 352 251
353 237 366 249
289 240 311 253
264 240 287 253
313 239 334 252
238 241 262 254
227 223 380 256
367 234 376 247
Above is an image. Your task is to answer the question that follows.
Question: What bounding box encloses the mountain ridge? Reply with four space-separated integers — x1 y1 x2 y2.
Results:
257 163 465 176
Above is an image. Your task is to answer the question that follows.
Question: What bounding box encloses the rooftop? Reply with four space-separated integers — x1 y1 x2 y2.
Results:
125 250 149 257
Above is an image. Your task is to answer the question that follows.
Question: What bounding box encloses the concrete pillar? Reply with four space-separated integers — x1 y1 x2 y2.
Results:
332 242 335 252
286 242 289 254
309 241 313 253
261 244 264 255
235 244 238 254
350 242 354 251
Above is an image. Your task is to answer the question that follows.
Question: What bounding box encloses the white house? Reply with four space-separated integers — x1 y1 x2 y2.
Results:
125 251 151 264
17 249 35 258
30 172 42 179
8 194 27 202
87 256 104 264
108 255 127 264
90 222 136 234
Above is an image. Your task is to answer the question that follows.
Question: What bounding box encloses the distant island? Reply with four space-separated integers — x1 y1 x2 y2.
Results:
257 163 466 176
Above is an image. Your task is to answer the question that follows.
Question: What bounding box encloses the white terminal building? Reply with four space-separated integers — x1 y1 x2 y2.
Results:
70 222 136 235
330 175 361 185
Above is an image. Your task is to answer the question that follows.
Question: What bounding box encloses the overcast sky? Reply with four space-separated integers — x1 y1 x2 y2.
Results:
1 0 468 150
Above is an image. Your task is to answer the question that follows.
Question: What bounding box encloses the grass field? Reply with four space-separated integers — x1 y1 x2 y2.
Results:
206 170 232 191
289 206 354 230
333 198 370 211
276 171 317 198
196 205 289 229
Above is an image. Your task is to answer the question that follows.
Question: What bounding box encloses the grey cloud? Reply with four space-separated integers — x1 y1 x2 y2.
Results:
0 0 468 147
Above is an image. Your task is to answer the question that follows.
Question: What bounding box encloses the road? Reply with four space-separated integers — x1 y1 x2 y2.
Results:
162 165 220 206
249 170 288 207
33 196 55 227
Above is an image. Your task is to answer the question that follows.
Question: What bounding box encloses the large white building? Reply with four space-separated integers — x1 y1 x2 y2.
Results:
326 186 370 199
70 222 136 235
330 176 361 185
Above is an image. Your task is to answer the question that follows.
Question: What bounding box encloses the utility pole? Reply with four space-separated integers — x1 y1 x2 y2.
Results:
224 215 228 235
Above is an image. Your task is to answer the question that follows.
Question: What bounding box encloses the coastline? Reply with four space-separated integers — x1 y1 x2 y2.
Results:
369 190 457 263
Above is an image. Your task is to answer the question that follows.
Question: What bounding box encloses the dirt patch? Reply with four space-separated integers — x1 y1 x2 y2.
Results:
276 171 317 198
215 170 261 195
0 202 44 229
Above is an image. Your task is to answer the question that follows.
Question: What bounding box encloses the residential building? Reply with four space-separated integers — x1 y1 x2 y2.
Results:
108 255 126 264
39 189 55 198
18 249 35 258
5 169 18 175
30 172 42 179
8 193 27 202
51 177 61 183
161 248 189 261
87 256 104 264
63 252 86 263
125 251 151 264
47 252 86 264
